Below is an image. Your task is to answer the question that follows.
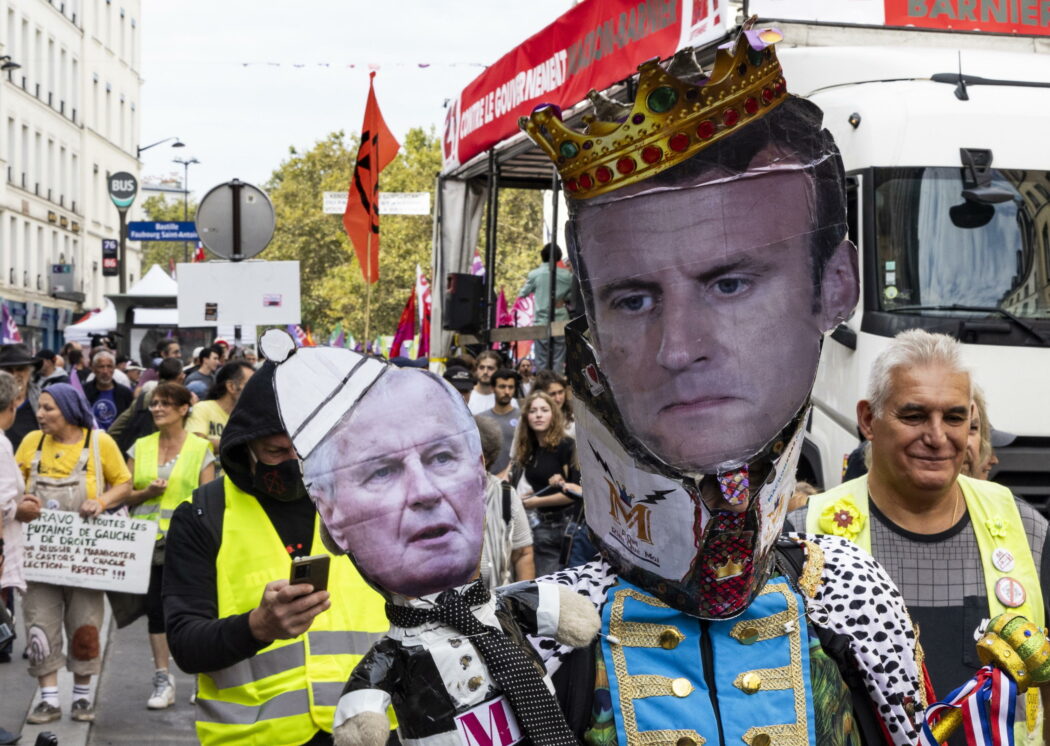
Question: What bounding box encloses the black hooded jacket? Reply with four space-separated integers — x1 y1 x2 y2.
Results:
163 360 319 675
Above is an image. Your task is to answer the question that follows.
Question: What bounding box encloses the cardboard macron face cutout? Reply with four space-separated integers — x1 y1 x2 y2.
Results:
263 330 485 599
522 23 860 618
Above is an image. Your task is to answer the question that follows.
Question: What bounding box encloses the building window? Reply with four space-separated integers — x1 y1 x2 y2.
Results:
6 118 14 178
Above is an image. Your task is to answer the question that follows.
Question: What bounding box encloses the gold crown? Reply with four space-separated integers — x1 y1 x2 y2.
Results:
520 21 787 200
714 557 747 580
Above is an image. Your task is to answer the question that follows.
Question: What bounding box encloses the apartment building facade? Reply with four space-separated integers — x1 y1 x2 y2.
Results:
1 0 144 349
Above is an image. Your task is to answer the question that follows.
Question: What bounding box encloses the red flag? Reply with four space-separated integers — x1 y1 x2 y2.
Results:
193 243 206 262
390 289 416 358
343 72 400 284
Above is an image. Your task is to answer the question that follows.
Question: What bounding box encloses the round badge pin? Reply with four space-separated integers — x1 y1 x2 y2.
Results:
995 576 1026 608
992 547 1016 573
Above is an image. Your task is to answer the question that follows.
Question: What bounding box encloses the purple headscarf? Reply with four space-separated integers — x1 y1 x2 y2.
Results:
41 383 96 429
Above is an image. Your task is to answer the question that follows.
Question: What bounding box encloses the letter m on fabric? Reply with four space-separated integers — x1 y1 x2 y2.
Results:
455 695 524 745
607 478 654 544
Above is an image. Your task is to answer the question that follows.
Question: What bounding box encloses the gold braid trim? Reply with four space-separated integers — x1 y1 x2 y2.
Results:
733 583 811 746
619 621 687 649
608 587 706 746
730 608 796 644
797 539 825 598
914 624 928 710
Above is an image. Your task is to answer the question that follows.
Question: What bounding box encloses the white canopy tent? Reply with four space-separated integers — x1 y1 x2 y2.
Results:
62 300 119 344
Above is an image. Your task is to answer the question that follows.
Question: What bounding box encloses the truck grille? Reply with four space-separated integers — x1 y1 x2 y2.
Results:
990 437 1050 516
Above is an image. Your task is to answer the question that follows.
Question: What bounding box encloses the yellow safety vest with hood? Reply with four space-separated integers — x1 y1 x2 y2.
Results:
185 358 388 746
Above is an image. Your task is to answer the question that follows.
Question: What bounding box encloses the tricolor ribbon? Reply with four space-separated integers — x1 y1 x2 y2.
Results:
918 665 1017 746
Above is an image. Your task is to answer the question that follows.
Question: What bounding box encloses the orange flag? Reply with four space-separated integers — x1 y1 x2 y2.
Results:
343 72 400 284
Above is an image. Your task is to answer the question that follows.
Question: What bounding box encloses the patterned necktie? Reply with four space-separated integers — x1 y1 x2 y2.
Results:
429 586 579 745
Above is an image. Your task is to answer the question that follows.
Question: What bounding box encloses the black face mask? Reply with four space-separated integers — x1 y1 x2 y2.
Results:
252 458 306 502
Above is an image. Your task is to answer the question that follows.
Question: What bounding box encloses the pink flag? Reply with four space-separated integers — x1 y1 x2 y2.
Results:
511 295 536 359
470 248 485 277
287 324 309 348
390 289 416 358
512 295 535 327
496 289 513 328
1 302 22 344
415 265 431 359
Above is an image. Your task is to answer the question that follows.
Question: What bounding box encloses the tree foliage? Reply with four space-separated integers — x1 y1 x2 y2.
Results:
258 127 546 342
140 194 199 273
487 187 545 305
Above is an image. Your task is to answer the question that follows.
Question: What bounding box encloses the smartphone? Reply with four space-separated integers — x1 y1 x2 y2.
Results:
289 554 330 592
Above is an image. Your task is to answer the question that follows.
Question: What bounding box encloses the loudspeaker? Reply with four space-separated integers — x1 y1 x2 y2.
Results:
443 273 484 333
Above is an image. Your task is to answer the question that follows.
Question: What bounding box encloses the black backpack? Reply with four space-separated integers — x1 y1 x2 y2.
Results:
115 394 157 456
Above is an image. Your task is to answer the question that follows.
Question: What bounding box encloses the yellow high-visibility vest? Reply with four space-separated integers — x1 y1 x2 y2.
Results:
131 432 210 540
808 474 1044 742
195 477 388 746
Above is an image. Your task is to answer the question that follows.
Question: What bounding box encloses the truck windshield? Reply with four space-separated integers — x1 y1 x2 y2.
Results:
873 167 1050 319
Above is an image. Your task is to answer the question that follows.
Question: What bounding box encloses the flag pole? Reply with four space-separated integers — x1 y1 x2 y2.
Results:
364 232 373 342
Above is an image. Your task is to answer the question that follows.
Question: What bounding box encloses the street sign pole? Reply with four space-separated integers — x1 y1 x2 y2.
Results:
107 171 138 294
118 211 128 293
230 179 243 261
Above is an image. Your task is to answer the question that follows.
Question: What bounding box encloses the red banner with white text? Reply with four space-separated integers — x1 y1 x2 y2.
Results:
749 0 1050 36
443 0 730 170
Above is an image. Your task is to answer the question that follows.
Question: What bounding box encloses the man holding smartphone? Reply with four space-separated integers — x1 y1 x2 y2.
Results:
163 358 389 746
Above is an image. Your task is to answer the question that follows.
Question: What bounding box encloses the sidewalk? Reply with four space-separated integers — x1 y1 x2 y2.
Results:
0 600 196 745
0 596 112 746
87 617 196 745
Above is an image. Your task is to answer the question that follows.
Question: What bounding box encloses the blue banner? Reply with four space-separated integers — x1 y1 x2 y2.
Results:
127 221 199 241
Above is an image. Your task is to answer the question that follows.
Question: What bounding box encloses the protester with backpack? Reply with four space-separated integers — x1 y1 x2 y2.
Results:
474 416 534 587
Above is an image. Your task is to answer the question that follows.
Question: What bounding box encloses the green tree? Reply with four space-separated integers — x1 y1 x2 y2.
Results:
488 187 545 306
258 127 546 344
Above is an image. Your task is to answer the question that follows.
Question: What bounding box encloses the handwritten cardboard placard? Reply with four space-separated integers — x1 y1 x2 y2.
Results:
23 509 157 594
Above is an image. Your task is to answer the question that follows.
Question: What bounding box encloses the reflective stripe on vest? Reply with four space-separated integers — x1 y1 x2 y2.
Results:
197 682 346 726
808 473 1044 742
206 631 385 691
195 477 389 746
132 432 210 539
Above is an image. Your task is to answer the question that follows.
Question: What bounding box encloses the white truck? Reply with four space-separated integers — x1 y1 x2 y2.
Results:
754 13 1050 507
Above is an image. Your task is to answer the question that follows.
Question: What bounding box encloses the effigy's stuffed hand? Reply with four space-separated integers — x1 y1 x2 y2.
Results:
334 710 388 746
497 580 601 648
332 642 398 746
550 583 601 647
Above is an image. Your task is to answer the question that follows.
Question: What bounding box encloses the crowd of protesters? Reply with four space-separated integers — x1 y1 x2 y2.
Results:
0 322 1037 744
0 335 261 738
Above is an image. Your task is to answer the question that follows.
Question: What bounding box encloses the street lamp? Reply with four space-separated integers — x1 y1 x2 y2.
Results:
174 156 200 262
137 136 184 160
0 55 21 83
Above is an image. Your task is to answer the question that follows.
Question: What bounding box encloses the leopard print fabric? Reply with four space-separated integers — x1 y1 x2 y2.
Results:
532 533 922 746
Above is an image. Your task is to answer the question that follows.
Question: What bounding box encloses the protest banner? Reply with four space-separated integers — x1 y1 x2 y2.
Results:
23 509 157 594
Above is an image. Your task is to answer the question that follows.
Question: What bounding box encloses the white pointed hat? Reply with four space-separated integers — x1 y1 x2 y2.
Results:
260 328 389 459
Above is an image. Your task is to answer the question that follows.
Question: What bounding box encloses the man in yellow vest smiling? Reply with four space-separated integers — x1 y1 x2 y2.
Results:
792 329 1050 745
163 358 389 746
